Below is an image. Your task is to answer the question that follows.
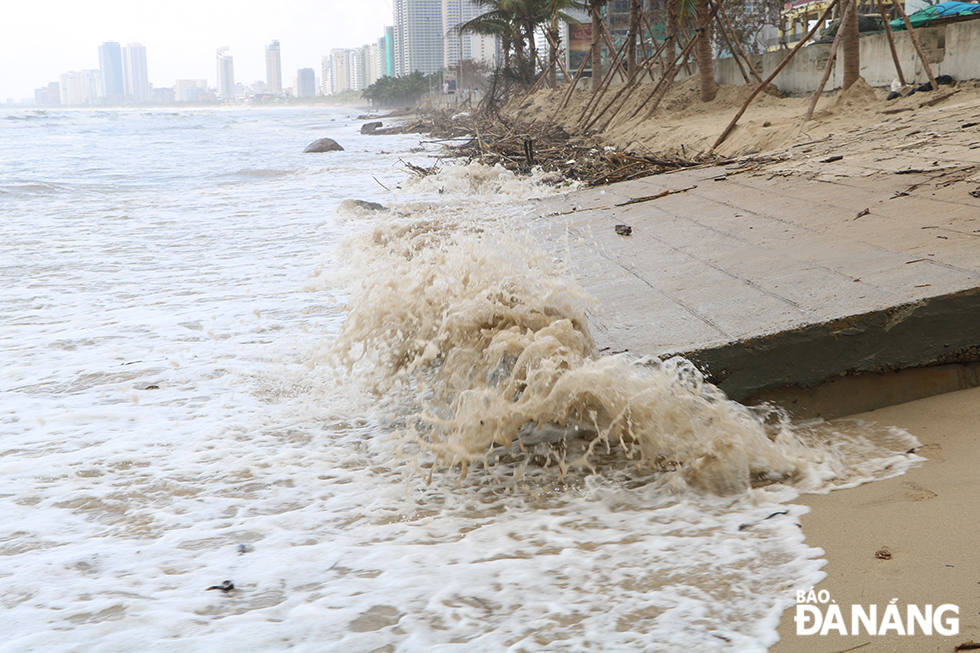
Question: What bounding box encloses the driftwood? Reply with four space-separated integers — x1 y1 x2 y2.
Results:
422 114 727 187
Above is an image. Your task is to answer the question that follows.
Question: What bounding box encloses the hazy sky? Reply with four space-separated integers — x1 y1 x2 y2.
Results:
0 0 394 100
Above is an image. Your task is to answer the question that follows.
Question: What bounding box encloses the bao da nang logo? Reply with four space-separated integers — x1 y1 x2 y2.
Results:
795 589 959 636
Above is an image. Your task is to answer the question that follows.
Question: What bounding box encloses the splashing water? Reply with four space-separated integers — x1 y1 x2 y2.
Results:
330 164 920 497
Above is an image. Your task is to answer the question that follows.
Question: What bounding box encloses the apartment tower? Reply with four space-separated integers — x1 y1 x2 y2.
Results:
123 43 150 102
265 40 282 95
393 0 444 76
98 41 125 100
216 47 235 100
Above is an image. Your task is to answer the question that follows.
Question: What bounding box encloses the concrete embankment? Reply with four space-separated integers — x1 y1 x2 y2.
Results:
529 93 980 417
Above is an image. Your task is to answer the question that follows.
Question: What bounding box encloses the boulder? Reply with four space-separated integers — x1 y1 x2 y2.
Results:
303 138 344 153
361 121 383 134
351 200 388 212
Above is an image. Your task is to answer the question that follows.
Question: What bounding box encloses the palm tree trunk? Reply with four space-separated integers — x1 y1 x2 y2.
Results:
627 0 641 77
695 0 716 101
841 0 860 89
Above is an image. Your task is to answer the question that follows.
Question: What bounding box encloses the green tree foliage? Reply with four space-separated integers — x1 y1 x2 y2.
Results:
361 72 431 107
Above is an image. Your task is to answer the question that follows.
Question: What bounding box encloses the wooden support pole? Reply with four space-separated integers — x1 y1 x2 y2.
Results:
715 13 751 83
875 0 906 85
717 1 763 84
805 0 854 121
892 0 938 91
637 3 721 121
713 0 841 149
585 33 672 131
553 41 596 117
579 22 636 127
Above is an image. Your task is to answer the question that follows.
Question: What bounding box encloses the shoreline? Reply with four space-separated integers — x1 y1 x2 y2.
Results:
773 384 980 652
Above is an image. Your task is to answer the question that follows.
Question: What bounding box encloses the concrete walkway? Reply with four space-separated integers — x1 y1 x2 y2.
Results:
529 98 980 407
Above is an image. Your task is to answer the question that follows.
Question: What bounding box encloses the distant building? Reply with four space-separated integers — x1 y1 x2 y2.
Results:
266 40 283 95
320 55 333 95
98 41 125 100
35 82 61 107
442 0 498 68
394 0 444 75
297 68 316 96
60 70 101 105
123 43 150 102
150 86 175 104
175 79 208 102
385 26 395 76
331 48 352 93
216 47 235 99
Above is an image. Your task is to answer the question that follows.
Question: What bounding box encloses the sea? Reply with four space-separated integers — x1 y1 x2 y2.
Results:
0 105 923 652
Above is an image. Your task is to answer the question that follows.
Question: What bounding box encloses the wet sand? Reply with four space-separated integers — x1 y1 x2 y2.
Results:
773 384 980 652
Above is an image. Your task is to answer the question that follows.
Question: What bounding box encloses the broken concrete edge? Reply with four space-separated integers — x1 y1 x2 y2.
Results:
748 361 980 421
665 286 980 403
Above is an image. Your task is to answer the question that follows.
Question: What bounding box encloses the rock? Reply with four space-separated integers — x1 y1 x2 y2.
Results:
303 138 344 153
361 121 383 134
615 224 632 236
350 200 388 212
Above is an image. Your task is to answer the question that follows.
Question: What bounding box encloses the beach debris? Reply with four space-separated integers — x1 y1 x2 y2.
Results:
855 208 870 219
410 109 727 187
821 155 844 163
874 547 892 560
955 643 980 651
207 580 235 593
237 544 252 555
737 510 790 531
615 185 698 207
404 160 439 178
614 224 632 236
303 138 344 153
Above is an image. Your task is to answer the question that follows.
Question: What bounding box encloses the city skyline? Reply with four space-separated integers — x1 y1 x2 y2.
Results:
0 0 394 101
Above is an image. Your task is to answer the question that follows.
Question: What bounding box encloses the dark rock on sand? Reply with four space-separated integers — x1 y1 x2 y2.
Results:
361 121 383 134
304 138 344 153
350 200 388 212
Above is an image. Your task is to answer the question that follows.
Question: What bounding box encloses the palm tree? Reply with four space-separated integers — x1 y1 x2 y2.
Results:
542 0 587 87
457 0 524 69
694 0 717 101
589 0 608 91
841 0 859 89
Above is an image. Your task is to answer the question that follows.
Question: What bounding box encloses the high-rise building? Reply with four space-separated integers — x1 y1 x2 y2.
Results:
35 82 61 107
123 43 150 102
393 0 444 76
330 49 352 94
385 27 395 77
216 47 235 100
98 41 125 100
265 40 282 95
60 70 101 105
297 68 316 97
442 0 498 68
321 56 333 95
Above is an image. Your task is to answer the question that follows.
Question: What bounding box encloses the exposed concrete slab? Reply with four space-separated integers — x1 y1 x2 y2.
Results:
528 102 980 403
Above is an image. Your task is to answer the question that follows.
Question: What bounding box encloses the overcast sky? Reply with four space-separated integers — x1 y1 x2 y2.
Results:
0 0 394 101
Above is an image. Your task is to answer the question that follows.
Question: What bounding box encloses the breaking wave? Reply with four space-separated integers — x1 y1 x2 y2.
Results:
329 163 920 496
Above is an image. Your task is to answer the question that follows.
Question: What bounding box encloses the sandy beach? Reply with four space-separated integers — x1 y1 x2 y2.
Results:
773 384 980 652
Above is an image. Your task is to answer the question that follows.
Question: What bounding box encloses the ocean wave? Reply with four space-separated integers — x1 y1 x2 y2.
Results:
331 163 921 496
